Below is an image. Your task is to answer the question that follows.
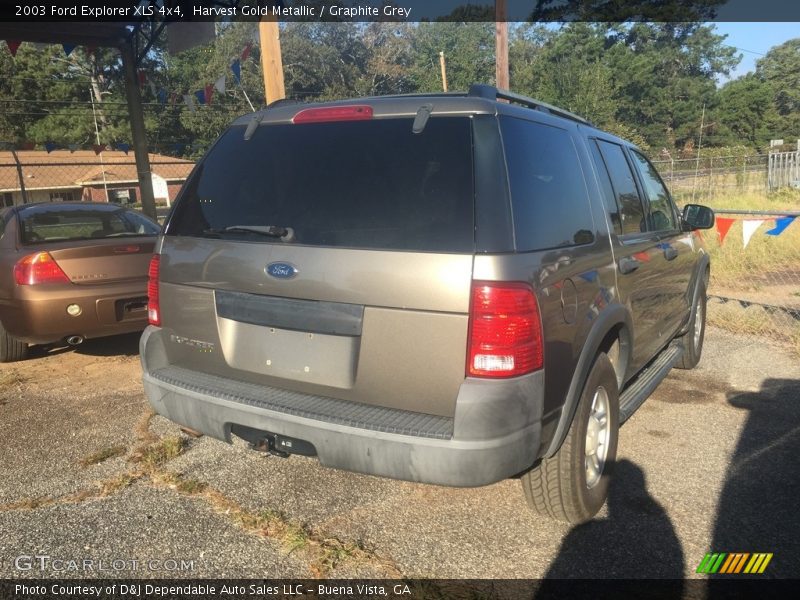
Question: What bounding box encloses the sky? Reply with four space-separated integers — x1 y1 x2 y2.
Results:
711 22 799 81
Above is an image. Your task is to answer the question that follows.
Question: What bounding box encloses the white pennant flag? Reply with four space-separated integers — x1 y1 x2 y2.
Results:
742 219 764 249
183 94 196 113
214 74 226 95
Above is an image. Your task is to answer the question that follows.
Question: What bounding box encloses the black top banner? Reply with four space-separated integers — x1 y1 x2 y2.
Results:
1 0 799 23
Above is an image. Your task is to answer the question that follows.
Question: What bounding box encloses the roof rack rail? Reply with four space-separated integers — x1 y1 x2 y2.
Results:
468 84 592 126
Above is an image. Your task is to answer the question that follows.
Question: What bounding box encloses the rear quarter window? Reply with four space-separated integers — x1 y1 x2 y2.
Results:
167 117 475 253
500 116 595 252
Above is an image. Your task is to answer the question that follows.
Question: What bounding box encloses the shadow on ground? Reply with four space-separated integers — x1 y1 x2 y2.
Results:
537 459 684 587
708 378 800 584
28 331 142 360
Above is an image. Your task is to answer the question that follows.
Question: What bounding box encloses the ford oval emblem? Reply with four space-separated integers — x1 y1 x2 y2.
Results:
266 262 298 279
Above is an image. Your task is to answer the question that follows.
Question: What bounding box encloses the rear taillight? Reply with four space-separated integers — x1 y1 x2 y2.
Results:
13 252 70 285
467 281 543 378
292 105 373 124
147 254 161 326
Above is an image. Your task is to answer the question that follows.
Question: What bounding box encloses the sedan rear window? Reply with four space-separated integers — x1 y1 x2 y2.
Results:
167 117 475 252
18 206 160 244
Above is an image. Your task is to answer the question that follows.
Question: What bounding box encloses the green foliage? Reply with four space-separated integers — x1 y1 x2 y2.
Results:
0 24 796 158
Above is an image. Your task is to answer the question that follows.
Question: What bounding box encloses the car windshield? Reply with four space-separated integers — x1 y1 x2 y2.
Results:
166 116 476 252
18 205 160 244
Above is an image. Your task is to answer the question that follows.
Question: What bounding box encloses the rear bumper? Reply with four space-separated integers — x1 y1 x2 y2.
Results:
0 280 148 344
140 326 543 487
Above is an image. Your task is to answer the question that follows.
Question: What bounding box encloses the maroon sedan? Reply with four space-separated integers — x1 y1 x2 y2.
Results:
0 202 159 362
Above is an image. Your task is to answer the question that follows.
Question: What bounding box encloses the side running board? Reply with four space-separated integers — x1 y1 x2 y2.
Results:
619 343 683 423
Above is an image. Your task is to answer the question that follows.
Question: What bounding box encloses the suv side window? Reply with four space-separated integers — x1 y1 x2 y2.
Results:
629 149 677 232
588 141 622 235
500 116 594 251
596 140 646 236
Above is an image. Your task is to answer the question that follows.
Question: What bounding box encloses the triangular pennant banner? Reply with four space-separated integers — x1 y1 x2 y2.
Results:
183 94 196 113
214 74 226 94
204 84 214 105
116 142 130 155
62 43 76 57
195 89 206 105
19 141 35 151
6 40 21 57
230 59 241 84
241 43 252 61
742 219 765 249
138 70 146 87
715 217 735 245
157 88 167 105
173 143 186 154
68 144 79 153
766 216 796 236
44 141 58 153
93 144 106 155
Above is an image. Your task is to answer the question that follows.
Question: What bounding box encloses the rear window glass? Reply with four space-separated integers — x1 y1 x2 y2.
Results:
167 117 475 252
18 206 159 244
499 116 595 251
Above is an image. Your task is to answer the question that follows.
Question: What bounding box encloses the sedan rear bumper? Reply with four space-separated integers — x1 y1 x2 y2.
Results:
0 280 148 344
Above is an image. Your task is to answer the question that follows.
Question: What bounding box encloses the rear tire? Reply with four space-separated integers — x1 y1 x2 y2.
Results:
0 320 28 363
521 353 619 524
676 280 706 370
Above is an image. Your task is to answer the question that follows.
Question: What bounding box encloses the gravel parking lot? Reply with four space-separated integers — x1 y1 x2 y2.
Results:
1 328 798 580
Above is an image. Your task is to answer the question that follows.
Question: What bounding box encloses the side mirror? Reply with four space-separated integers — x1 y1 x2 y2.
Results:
682 204 715 231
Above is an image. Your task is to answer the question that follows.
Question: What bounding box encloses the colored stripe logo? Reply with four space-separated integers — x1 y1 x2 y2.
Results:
697 552 773 574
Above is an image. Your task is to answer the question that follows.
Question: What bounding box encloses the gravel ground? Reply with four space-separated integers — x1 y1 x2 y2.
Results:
0 328 797 579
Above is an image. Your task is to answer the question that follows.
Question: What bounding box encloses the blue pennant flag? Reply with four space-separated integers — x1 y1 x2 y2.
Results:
765 216 796 236
230 59 241 84
579 270 599 283
194 89 206 105
157 88 167 105
44 141 58 153
173 143 186 154
117 142 130 155
62 43 76 56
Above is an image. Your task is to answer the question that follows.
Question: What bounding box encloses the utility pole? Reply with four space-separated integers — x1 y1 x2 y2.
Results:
259 18 285 104
120 40 156 221
439 51 448 92
495 0 509 90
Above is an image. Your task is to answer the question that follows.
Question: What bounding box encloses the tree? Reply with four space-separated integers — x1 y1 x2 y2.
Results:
755 38 800 141
713 74 776 150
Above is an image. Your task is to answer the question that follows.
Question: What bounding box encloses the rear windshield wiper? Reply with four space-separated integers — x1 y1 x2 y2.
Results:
202 225 295 242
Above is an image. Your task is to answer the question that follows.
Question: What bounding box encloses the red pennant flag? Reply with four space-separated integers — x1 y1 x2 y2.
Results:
93 144 106 155
241 43 252 61
633 251 652 263
7 40 22 57
204 84 214 105
715 217 736 245
19 141 35 151
138 70 146 87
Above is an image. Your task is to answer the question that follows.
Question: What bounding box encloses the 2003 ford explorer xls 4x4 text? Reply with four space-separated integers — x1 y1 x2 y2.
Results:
140 85 715 524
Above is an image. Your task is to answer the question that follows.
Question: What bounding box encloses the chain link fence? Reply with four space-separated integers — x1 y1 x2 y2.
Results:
652 155 770 199
701 209 800 355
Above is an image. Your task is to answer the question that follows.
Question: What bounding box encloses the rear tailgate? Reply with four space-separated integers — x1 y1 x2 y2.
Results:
159 114 477 418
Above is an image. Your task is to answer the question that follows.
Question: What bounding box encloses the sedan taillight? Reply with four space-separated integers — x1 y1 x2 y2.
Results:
147 254 161 326
13 252 70 285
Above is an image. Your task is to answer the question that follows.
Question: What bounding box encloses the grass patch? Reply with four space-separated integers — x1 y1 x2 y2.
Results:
708 301 800 356
80 445 126 467
0 370 26 389
132 436 185 470
150 471 396 576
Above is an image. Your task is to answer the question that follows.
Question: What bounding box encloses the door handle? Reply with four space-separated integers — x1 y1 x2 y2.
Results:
663 246 678 261
618 257 640 274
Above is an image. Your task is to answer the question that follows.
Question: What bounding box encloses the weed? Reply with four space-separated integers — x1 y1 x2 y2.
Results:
80 445 126 467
